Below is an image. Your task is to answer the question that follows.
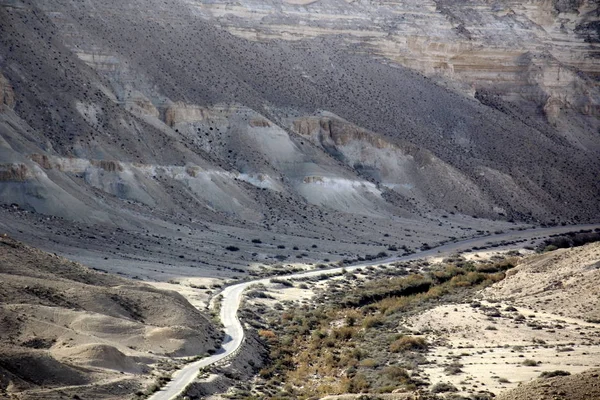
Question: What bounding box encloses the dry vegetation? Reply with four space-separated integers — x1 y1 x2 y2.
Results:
234 255 520 399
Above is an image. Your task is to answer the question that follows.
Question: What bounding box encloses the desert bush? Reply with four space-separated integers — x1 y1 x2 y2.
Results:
390 336 428 352
449 271 504 288
145 383 160 395
246 289 274 299
444 363 463 375
343 274 432 307
383 365 409 380
432 265 464 283
343 374 370 393
539 370 571 378
431 382 458 393
423 285 448 300
522 359 539 366
331 326 356 341
359 358 379 368
270 278 293 287
476 257 517 273
362 315 383 329
536 232 600 253
376 296 412 315
258 330 277 340
470 393 494 400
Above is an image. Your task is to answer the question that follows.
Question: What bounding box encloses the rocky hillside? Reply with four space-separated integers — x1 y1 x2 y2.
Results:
204 0 600 129
0 0 598 275
0 235 220 399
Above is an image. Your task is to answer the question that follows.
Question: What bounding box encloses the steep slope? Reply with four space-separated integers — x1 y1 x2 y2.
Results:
194 0 600 139
0 0 598 277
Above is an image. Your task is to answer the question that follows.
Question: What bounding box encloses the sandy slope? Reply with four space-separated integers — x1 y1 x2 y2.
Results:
484 243 600 322
407 243 600 397
0 235 219 399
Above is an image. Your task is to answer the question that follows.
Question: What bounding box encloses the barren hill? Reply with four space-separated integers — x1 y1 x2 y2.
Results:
0 0 598 277
0 235 220 399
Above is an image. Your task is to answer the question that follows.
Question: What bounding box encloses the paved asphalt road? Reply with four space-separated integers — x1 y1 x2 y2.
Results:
149 224 600 399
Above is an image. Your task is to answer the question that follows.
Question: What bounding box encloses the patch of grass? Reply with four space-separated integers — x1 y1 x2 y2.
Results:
522 359 539 366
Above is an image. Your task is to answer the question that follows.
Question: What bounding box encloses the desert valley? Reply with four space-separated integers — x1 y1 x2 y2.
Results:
0 0 599 399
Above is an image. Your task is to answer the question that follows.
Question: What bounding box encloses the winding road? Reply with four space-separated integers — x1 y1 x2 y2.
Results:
150 224 600 400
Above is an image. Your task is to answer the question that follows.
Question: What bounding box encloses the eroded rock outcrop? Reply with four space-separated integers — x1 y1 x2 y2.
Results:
0 72 15 110
0 0 598 231
0 164 31 182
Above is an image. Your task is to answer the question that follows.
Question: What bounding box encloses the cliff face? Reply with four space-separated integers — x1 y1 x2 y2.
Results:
0 0 598 272
195 0 600 123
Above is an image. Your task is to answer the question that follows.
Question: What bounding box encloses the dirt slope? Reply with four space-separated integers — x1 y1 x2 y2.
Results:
407 243 600 397
484 242 600 322
0 235 219 399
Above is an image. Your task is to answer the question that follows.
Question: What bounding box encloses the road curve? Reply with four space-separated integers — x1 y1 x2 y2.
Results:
149 224 600 400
